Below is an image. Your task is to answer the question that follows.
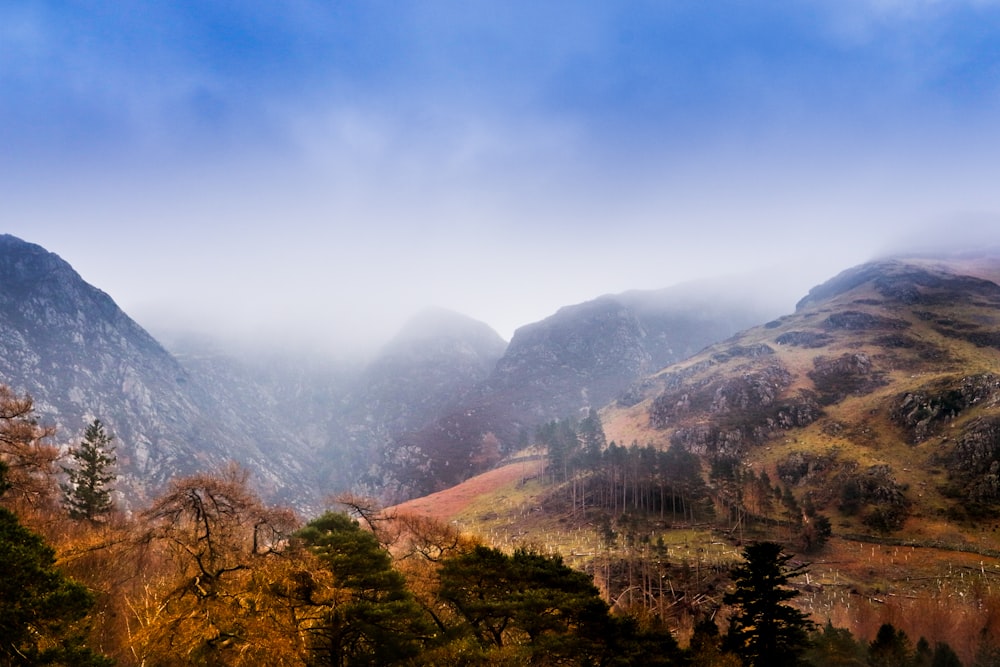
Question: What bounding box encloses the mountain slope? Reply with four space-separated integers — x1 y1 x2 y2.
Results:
349 307 507 437
0 235 319 506
317 308 507 490
601 255 1000 539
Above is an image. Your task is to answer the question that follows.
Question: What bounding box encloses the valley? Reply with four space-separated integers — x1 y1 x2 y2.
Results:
4 235 1000 662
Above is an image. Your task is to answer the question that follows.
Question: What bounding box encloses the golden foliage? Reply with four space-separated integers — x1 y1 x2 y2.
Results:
0 386 59 515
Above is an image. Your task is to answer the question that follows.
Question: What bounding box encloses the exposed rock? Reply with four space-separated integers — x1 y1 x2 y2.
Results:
808 353 887 405
822 311 910 331
797 259 1000 311
775 330 833 348
835 463 910 532
652 358 821 461
0 235 319 507
710 343 775 362
891 374 1000 443
946 416 1000 505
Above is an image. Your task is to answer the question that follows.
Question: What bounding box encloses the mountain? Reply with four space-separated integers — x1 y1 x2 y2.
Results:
600 255 1000 537
147 308 508 496
0 234 798 508
316 308 507 490
0 235 322 507
486 286 773 419
381 284 778 497
347 307 507 437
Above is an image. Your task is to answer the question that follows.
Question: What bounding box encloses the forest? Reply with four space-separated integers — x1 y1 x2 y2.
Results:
0 389 993 666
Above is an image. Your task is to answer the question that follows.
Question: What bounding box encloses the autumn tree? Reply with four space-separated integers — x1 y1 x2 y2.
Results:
130 465 301 665
0 386 59 513
723 541 814 667
61 419 116 523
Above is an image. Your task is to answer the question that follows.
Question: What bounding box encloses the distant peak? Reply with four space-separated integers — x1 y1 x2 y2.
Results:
394 307 499 340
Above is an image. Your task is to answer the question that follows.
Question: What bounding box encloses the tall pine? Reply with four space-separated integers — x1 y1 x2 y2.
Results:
723 541 814 667
61 419 116 522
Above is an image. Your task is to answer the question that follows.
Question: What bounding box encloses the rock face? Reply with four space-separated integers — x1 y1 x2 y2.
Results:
0 235 318 507
484 287 774 425
352 308 507 436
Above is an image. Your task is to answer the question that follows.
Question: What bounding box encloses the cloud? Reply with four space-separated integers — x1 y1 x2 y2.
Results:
4 2 1000 355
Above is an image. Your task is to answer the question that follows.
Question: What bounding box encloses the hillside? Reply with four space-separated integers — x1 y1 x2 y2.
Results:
599 256 1000 541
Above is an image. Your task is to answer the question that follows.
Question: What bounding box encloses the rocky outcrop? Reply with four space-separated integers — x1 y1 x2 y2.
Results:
891 374 1000 443
796 260 1000 311
946 416 1000 505
649 361 822 460
775 330 833 348
808 353 887 405
822 311 909 332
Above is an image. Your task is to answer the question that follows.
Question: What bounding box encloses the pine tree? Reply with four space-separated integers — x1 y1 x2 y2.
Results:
723 541 814 667
868 623 912 667
61 419 116 522
295 511 431 665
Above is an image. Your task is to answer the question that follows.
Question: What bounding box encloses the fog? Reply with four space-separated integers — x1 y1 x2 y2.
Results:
3 2 1000 358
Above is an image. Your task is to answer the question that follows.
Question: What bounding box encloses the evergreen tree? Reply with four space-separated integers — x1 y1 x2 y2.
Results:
930 641 963 667
438 544 685 664
0 461 112 666
723 541 814 667
802 621 867 666
61 419 116 522
578 408 607 466
867 623 912 667
296 512 431 666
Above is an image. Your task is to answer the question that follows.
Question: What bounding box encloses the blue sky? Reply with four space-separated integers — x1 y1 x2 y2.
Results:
3 1 1000 353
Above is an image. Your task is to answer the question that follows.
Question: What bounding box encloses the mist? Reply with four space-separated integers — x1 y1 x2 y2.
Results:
4 2 1000 358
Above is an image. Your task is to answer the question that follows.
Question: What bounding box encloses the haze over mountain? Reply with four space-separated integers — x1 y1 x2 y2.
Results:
378 284 780 497
0 234 779 506
9 3 1000 357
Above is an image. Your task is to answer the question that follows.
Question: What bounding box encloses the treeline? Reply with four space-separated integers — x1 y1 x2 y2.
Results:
537 411 713 523
538 413 837 556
